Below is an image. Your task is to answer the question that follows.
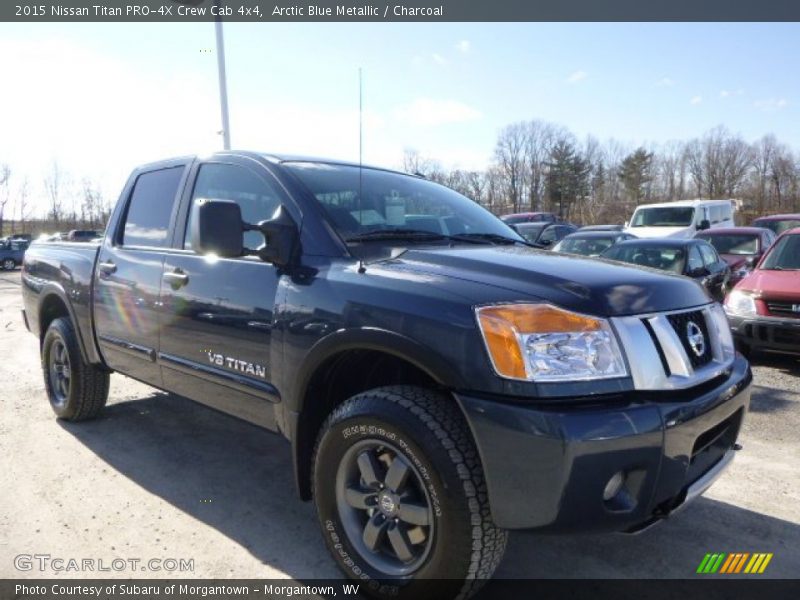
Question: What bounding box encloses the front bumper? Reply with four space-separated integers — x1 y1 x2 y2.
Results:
455 354 752 532
728 313 800 356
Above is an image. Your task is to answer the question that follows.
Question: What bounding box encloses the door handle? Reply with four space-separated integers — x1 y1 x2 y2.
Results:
98 261 116 274
163 269 189 288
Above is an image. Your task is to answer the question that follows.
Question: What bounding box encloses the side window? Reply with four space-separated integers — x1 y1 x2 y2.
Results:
699 243 718 267
185 163 284 250
688 246 704 272
122 167 184 248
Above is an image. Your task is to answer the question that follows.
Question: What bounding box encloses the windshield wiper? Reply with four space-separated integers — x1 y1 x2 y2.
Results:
345 229 537 247
447 232 540 247
345 229 449 242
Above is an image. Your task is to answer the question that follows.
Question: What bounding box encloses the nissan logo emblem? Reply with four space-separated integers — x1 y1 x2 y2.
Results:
686 321 706 357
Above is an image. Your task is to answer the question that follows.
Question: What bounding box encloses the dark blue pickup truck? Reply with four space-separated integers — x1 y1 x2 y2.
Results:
21 152 751 598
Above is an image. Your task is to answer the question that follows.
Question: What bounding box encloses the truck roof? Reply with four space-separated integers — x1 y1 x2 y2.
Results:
135 151 412 178
632 199 735 209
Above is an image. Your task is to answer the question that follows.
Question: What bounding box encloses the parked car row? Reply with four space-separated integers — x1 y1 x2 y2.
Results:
38 229 102 242
500 204 798 348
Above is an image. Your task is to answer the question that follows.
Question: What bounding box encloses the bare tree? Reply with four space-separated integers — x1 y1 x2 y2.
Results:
494 122 528 213
17 178 32 234
44 161 65 226
0 164 11 238
686 126 753 199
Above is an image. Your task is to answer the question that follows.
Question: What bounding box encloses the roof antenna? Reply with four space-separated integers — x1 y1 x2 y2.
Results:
357 67 366 274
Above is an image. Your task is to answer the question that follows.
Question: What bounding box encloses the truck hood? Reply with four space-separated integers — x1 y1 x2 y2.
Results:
379 245 711 317
736 269 800 298
624 226 692 239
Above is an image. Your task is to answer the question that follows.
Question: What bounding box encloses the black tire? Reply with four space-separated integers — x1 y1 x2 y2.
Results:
41 317 109 421
312 386 507 600
2 258 15 271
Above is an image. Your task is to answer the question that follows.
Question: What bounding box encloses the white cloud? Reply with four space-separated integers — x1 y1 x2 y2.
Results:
690 95 703 105
431 53 448 66
455 40 471 54
655 77 675 87
720 89 744 98
393 98 482 127
566 70 588 84
754 98 789 112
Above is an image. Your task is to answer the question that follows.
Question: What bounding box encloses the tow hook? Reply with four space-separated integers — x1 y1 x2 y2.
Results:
734 443 743 451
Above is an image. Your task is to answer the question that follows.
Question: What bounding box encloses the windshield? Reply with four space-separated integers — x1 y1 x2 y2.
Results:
603 245 686 274
285 162 522 242
515 223 547 242
754 218 800 235
631 206 695 227
760 234 800 270
698 234 758 255
556 236 615 256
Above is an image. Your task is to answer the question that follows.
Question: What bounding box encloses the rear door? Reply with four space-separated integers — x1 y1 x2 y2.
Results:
93 162 189 386
157 158 294 430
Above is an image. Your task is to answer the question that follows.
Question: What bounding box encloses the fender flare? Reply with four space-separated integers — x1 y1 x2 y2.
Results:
287 327 466 500
37 283 99 366
290 327 465 414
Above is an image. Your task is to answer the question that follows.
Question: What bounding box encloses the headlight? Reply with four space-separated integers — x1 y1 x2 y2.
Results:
724 290 757 316
476 304 627 382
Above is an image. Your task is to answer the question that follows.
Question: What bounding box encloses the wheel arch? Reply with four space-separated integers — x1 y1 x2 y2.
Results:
38 287 93 366
289 328 467 500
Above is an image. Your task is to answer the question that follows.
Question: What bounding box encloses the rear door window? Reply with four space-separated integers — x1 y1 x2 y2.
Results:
121 167 184 248
699 243 719 267
688 246 704 272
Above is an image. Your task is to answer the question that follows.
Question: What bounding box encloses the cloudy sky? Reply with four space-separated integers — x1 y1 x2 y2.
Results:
0 22 798 211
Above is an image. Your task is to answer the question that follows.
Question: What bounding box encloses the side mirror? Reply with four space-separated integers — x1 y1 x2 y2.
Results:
746 256 757 268
193 200 298 267
250 206 298 267
539 239 553 247
690 266 710 278
192 199 244 258
697 219 711 231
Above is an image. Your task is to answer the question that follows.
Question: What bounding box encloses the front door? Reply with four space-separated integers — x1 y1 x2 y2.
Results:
93 163 187 386
158 160 291 430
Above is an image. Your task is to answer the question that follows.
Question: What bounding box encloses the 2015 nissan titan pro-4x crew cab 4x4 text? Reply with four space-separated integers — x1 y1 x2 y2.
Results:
21 152 752 599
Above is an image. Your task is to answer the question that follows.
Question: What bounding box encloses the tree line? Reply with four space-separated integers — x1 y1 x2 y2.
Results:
3 122 798 238
0 161 113 238
404 122 800 225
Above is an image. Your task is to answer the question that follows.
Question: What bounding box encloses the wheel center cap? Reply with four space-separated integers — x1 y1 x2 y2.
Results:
378 492 398 516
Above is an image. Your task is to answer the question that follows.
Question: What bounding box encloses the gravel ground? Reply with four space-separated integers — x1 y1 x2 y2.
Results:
0 268 798 583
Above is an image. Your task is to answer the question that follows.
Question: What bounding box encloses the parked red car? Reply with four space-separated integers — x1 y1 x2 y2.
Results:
724 227 800 357
695 227 776 287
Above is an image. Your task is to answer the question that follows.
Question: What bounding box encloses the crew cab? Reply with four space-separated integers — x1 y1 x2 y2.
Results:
21 152 752 599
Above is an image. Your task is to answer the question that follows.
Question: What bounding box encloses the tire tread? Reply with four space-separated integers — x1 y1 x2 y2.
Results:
313 385 507 600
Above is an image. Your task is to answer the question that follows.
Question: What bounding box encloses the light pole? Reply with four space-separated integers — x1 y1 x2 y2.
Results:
214 0 231 150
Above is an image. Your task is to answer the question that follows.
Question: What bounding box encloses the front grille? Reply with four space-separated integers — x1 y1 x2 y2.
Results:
766 301 800 318
666 310 713 369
